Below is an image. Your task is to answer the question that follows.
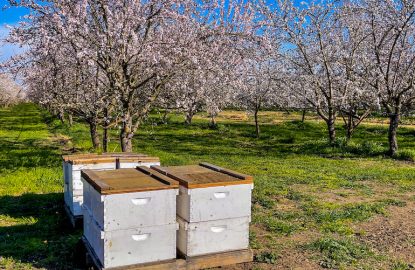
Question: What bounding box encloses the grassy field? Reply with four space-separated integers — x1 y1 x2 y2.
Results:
1 103 415 270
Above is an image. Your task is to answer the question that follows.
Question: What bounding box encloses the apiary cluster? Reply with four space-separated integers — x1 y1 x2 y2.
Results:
62 153 253 269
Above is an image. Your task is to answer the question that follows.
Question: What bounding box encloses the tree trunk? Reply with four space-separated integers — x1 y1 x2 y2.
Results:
162 109 169 124
209 115 217 128
254 109 260 138
301 109 306 123
120 114 133 152
89 121 101 150
388 113 400 156
345 114 353 143
185 111 194 125
103 127 108 152
120 135 133 152
327 108 336 144
58 109 65 124
346 127 352 142
68 114 73 126
102 108 109 152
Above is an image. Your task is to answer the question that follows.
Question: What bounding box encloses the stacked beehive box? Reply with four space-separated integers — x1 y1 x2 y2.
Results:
62 153 160 223
81 167 179 268
152 162 254 257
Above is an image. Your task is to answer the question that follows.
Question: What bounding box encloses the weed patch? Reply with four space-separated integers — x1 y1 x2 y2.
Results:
307 237 373 269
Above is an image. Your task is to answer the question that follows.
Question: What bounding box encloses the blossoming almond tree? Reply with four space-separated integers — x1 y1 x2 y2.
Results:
5 13 110 150
351 0 415 155
4 0 259 152
0 73 23 107
262 0 379 144
273 1 344 144
236 56 283 138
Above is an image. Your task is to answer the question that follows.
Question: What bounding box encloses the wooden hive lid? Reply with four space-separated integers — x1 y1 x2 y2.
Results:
81 167 179 194
62 153 101 162
102 152 149 157
151 162 253 189
62 152 158 164
117 156 160 163
67 156 116 165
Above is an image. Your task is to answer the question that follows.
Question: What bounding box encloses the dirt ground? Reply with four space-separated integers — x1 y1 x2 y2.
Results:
214 196 415 270
353 200 415 267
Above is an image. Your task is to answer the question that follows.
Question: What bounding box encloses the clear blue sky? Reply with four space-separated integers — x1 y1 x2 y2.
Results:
0 0 30 24
0 0 30 61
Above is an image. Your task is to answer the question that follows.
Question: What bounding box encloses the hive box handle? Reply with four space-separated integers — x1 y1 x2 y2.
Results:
210 226 227 233
131 233 150 241
214 192 229 199
131 198 151 205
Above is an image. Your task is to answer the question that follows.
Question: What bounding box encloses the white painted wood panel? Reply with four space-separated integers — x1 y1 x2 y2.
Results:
67 195 83 216
177 216 250 257
65 182 83 197
177 184 253 222
83 213 177 268
70 162 116 172
85 185 178 231
63 161 69 184
64 160 160 218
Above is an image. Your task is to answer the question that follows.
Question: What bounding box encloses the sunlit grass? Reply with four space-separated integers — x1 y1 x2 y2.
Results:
0 104 414 269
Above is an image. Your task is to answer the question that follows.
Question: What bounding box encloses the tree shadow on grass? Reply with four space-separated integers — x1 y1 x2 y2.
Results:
0 193 83 269
0 139 61 173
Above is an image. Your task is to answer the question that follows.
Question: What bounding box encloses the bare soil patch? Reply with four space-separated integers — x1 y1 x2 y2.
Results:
353 201 415 265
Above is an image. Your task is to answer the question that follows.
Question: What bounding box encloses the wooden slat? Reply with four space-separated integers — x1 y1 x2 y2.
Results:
185 249 253 270
150 166 192 187
82 236 181 270
150 164 253 189
62 153 100 162
82 168 179 194
83 236 252 270
135 166 175 186
117 156 160 162
103 152 148 157
199 162 253 181
106 260 180 270
62 153 157 164
82 170 113 191
70 157 117 165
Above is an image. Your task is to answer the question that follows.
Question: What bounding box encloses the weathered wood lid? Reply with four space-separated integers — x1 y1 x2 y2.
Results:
117 156 160 163
62 153 102 162
151 162 253 189
81 167 179 194
102 152 148 157
62 153 158 164
64 155 116 165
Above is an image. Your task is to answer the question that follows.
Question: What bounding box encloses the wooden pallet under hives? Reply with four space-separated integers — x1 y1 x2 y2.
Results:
82 236 253 270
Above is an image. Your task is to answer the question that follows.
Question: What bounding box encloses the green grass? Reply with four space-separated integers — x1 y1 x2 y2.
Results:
0 104 80 269
1 104 415 269
306 237 375 269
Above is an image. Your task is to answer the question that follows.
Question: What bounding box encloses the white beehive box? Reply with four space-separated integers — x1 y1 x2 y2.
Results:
84 211 178 269
151 162 254 222
62 154 117 217
81 167 179 268
62 153 160 217
152 162 253 257
81 168 178 231
177 216 250 257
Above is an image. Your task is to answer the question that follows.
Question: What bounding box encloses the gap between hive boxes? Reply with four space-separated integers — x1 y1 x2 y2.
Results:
82 236 253 270
64 203 83 229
